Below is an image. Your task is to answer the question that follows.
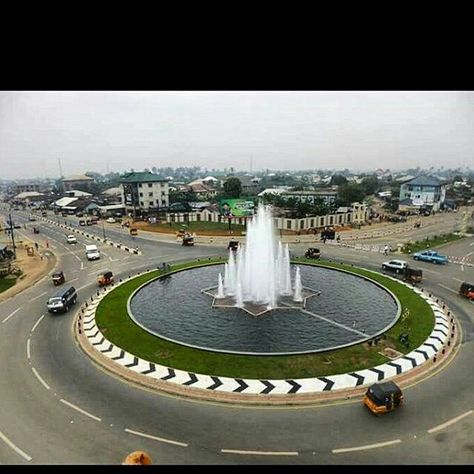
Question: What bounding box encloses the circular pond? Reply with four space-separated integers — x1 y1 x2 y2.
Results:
129 264 400 355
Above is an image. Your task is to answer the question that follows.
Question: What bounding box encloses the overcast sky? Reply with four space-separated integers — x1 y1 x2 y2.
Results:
0 91 473 180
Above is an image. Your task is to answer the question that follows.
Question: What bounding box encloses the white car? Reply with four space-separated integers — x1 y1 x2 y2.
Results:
382 259 408 274
106 217 116 223
66 234 77 244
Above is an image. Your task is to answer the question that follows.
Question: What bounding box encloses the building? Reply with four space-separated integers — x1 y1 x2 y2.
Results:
119 171 169 216
398 176 446 212
61 174 95 191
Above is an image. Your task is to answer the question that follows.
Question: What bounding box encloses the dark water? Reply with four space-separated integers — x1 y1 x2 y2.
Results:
130 265 398 354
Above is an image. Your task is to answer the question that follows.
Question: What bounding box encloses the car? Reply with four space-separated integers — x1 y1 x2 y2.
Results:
78 219 86 226
106 217 116 223
382 259 408 274
412 249 448 264
47 286 77 313
459 282 474 301
66 234 77 244
28 216 37 221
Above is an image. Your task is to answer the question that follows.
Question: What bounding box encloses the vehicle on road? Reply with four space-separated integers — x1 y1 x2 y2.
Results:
78 219 86 226
66 234 77 244
382 259 409 274
403 267 423 284
28 216 37 221
52 270 65 286
33 226 40 234
47 285 77 313
305 247 321 259
85 244 100 261
90 217 99 225
106 217 116 223
363 381 404 415
320 228 336 240
459 282 474 301
41 211 47 217
412 249 448 264
97 270 114 287
228 239 239 252
182 233 194 246
130 227 138 236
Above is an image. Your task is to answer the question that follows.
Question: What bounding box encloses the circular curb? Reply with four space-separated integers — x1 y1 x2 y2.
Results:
74 266 459 405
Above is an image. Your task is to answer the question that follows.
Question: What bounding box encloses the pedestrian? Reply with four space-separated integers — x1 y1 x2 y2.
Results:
384 244 389 256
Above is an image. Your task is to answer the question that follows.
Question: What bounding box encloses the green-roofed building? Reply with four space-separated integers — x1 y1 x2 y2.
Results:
119 171 169 217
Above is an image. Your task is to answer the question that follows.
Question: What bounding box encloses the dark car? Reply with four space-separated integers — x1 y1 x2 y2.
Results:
305 248 321 259
47 286 77 313
459 282 474 301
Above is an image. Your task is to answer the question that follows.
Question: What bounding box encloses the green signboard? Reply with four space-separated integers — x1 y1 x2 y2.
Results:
220 199 255 217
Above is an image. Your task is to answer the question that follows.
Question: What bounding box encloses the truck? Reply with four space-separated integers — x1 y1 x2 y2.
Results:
85 244 100 261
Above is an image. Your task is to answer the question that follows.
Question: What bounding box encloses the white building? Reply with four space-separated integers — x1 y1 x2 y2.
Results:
119 171 169 216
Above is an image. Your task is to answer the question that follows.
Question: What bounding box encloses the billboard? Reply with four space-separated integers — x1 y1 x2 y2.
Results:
220 199 255 217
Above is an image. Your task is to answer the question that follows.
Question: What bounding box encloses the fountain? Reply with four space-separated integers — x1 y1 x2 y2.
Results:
203 204 319 315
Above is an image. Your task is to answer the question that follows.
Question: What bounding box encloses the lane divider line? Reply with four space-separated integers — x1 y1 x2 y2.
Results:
31 367 50 390
124 428 188 447
437 283 458 294
427 410 473 434
31 314 45 333
0 429 32 462
59 399 102 422
2 308 21 324
26 338 31 360
332 439 402 454
221 449 298 456
30 291 48 302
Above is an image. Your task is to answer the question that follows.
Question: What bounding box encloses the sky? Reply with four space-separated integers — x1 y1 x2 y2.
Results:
0 91 473 180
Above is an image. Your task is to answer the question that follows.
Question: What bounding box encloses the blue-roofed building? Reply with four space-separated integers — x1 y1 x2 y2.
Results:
398 175 446 212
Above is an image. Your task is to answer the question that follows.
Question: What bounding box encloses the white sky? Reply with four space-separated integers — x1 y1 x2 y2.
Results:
0 91 473 179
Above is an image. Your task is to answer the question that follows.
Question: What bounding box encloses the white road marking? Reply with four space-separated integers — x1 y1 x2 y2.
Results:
0 429 32 461
88 269 108 276
453 277 465 283
31 314 45 333
124 428 188 447
2 308 21 323
31 367 50 390
60 399 102 422
80 261 84 270
68 278 79 283
221 449 298 456
332 439 401 454
466 251 474 257
75 255 82 262
30 291 47 302
461 265 464 272
427 410 473 434
438 283 458 294
26 338 31 360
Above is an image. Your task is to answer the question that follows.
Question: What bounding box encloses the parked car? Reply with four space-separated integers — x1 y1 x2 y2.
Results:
66 234 77 244
382 259 409 274
459 282 474 301
106 217 116 223
412 249 448 264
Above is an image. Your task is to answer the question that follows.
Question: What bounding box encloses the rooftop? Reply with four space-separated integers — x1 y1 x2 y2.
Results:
401 175 442 187
119 171 167 183
61 174 94 182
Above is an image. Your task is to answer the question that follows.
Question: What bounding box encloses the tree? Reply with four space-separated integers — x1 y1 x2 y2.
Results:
360 175 380 195
223 177 242 198
330 174 347 186
337 183 365 206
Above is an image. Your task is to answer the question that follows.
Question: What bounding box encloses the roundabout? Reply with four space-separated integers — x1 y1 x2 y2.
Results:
0 207 472 464
78 258 454 404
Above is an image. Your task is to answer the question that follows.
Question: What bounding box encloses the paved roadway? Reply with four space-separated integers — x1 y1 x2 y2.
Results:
0 209 473 464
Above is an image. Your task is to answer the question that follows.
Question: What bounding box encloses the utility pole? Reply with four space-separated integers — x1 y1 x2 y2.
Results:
102 219 106 240
58 157 64 179
8 212 16 259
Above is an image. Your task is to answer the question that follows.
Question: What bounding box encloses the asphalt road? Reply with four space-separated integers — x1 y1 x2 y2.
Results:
0 209 473 464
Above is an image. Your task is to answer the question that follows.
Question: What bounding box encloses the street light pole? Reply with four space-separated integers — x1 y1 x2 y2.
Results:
102 220 106 240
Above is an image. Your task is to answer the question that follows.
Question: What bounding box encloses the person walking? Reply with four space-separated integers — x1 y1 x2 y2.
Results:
384 244 389 256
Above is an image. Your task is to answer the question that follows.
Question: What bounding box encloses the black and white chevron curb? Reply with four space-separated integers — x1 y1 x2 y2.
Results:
39 217 142 256
81 271 454 396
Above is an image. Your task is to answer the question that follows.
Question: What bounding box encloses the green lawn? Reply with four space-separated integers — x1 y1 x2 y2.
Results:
402 232 464 254
135 221 246 236
95 258 434 379
0 276 17 293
